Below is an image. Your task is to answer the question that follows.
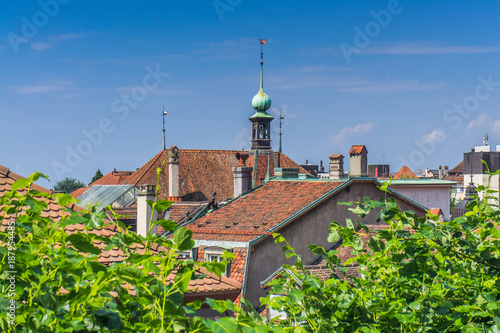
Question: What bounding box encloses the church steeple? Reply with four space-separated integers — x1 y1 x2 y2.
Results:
250 39 274 151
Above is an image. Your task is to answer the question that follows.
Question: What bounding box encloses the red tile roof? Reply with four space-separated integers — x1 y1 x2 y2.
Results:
0 164 83 221
443 161 464 184
0 165 241 300
349 145 367 155
187 180 344 242
157 202 208 236
394 166 418 180
429 208 443 216
0 164 133 265
71 170 134 198
184 267 242 301
123 147 310 202
329 154 343 159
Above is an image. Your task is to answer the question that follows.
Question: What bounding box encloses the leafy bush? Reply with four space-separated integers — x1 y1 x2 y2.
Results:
0 172 294 332
265 183 500 332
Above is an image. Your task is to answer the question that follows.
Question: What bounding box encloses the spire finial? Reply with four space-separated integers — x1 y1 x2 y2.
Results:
278 109 285 167
162 106 168 151
259 39 266 90
251 39 271 112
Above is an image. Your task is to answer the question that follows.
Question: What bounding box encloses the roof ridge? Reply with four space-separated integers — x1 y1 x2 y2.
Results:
126 150 168 185
0 164 84 212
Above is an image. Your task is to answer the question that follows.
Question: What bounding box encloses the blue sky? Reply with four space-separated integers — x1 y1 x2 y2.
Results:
2 0 500 187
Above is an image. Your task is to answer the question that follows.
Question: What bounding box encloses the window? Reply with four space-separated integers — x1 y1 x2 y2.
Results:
204 247 232 277
176 251 191 259
207 254 222 262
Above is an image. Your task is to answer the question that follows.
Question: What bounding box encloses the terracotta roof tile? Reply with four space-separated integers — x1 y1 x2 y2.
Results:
394 166 418 180
123 148 311 202
329 154 343 159
0 164 84 221
349 145 366 155
187 180 344 242
443 161 464 183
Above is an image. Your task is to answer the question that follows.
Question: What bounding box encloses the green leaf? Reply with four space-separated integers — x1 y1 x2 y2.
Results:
116 266 144 285
221 251 236 260
204 317 238 333
328 229 340 243
352 234 363 251
154 219 178 233
67 234 101 255
273 233 285 244
53 193 75 207
11 178 29 191
173 227 195 251
152 199 173 213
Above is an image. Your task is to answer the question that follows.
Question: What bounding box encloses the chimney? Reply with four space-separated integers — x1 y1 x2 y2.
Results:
329 154 345 179
137 184 157 237
418 169 421 176
349 145 368 178
306 159 309 165
438 165 443 179
444 165 449 176
168 145 181 202
233 152 252 198
320 160 324 173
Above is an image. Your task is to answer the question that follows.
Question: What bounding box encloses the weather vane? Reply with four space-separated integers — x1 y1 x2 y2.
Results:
162 106 168 151
259 39 266 63
278 108 285 167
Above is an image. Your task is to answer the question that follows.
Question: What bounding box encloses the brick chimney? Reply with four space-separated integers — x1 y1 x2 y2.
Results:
233 152 252 198
168 145 181 202
137 184 157 237
349 145 368 178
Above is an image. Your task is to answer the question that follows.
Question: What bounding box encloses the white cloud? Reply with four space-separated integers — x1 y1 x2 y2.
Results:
232 128 251 150
420 129 447 143
467 114 490 131
493 121 500 135
465 114 500 138
13 80 75 94
331 122 377 144
30 33 85 51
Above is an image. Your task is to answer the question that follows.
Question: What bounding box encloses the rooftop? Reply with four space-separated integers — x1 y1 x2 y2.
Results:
184 179 344 242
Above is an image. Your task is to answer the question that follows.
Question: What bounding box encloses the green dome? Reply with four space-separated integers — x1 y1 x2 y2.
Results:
252 88 271 111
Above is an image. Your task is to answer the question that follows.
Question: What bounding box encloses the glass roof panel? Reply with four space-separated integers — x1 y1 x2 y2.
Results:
77 185 136 211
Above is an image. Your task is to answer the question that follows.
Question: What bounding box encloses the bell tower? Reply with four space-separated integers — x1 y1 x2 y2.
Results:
250 39 274 151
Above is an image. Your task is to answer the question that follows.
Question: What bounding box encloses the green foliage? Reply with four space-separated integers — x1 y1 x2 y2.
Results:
54 177 86 194
90 169 104 185
264 182 500 332
0 173 292 332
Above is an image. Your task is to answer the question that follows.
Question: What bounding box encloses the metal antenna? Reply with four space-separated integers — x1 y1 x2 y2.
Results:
162 106 168 151
278 108 285 167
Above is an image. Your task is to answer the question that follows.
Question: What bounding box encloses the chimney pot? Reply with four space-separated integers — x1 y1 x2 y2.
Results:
137 184 157 237
233 156 252 198
169 147 180 199
236 151 250 167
